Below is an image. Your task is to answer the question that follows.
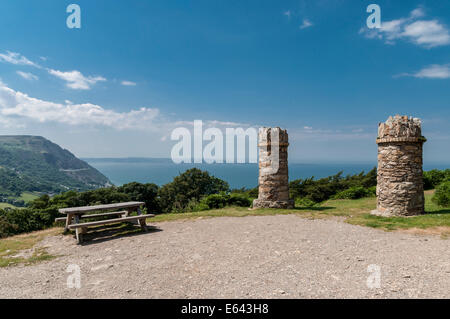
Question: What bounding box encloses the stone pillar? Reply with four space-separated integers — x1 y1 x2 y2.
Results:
253 127 294 209
372 115 426 217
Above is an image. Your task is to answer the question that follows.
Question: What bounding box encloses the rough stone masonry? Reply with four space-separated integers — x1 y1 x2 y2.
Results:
372 115 427 217
253 127 294 209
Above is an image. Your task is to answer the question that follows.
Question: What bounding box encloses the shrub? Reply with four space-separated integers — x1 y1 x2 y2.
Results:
423 169 450 190
196 193 252 210
0 207 59 238
289 168 378 203
432 181 450 207
333 186 370 200
117 182 160 213
367 186 377 197
184 198 209 212
295 197 316 207
202 194 229 209
228 193 252 207
158 169 229 213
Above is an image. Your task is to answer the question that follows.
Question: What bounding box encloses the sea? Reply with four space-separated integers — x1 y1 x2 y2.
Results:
84 158 449 189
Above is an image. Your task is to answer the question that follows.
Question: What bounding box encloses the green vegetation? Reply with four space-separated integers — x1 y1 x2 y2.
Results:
423 169 450 190
289 168 377 203
0 135 110 196
2 167 450 239
185 193 253 212
432 181 450 207
158 169 230 213
0 192 40 208
0 207 61 238
333 186 376 199
18 192 40 203
0 203 16 209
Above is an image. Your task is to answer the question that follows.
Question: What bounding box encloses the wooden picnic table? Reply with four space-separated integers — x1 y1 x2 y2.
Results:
58 201 154 244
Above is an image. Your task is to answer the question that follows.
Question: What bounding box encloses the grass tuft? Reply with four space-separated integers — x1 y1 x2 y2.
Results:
0 228 61 267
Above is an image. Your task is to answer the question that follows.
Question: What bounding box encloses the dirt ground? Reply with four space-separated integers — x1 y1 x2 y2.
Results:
0 215 449 298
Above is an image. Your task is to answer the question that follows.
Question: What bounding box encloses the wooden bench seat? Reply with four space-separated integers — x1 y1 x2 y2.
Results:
68 214 155 244
68 214 155 229
55 211 127 223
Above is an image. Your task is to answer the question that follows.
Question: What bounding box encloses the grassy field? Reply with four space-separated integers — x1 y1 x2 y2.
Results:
0 192 40 210
0 203 16 209
15 192 40 203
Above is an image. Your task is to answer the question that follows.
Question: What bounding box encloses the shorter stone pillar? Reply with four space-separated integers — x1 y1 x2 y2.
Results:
372 115 426 217
253 127 294 209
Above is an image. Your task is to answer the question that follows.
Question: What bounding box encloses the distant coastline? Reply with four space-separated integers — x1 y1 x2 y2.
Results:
84 158 449 189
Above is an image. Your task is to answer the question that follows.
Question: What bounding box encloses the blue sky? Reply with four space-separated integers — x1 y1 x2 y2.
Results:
0 0 449 164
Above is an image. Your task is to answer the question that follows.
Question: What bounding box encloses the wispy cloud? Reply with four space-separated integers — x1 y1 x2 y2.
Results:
0 82 159 130
0 51 39 67
283 10 292 19
299 19 313 30
359 7 450 48
121 80 137 86
1 50 107 90
397 64 450 79
0 81 250 134
16 71 39 81
48 69 106 90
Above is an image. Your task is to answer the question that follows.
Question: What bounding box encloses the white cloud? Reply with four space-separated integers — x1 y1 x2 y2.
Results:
0 82 161 130
300 19 313 30
360 8 450 48
413 64 450 79
410 8 425 19
16 71 38 81
48 69 106 90
0 51 39 67
121 80 137 86
398 64 450 79
284 10 291 19
402 20 450 47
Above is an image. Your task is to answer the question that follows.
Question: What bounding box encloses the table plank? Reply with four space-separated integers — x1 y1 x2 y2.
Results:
58 201 145 214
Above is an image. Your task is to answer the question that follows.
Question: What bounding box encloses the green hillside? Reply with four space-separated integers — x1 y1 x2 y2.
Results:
0 136 111 196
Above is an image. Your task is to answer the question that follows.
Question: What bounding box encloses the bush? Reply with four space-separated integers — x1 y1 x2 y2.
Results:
289 168 377 203
423 169 450 190
333 186 371 200
367 186 377 197
228 193 252 207
202 194 230 209
117 182 160 213
196 193 252 211
295 197 316 207
0 207 59 238
184 198 209 212
432 181 450 207
158 168 229 213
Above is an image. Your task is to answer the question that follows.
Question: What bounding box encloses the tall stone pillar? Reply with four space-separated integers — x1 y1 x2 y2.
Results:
372 115 427 217
253 127 294 209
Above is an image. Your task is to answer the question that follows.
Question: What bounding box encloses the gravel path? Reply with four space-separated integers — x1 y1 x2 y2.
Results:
0 215 449 298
